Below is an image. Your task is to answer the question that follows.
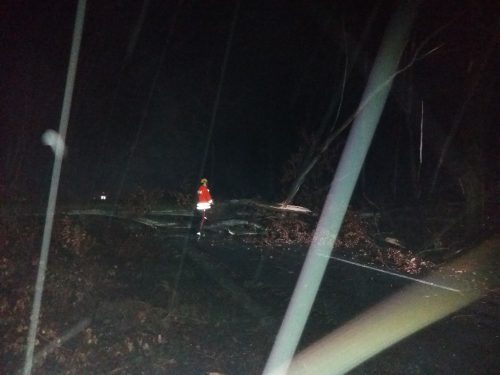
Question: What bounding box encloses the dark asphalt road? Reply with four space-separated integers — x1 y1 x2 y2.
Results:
189 234 499 375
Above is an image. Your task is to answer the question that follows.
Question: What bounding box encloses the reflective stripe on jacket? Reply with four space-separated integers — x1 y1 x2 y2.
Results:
197 185 213 210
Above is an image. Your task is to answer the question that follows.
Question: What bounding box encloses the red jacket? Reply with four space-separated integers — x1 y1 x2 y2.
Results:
197 185 213 210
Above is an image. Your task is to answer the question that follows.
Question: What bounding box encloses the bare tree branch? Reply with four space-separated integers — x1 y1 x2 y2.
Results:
282 24 446 206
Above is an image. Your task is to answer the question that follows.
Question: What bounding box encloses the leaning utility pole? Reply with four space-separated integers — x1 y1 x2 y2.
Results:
263 1 421 374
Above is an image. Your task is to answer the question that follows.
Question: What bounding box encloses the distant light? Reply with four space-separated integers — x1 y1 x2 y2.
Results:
100 194 107 201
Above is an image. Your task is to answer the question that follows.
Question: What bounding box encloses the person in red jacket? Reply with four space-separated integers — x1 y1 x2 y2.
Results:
196 178 213 236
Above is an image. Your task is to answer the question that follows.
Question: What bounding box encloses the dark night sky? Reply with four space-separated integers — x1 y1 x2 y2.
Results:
1 0 498 205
